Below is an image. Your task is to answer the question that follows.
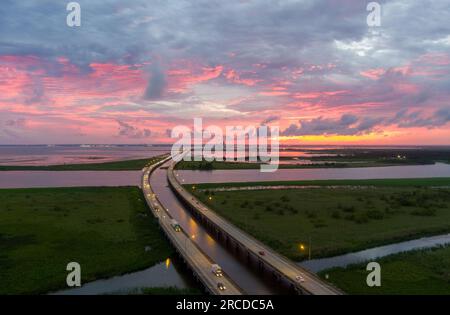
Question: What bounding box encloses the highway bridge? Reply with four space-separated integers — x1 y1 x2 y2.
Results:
142 156 243 295
167 159 342 295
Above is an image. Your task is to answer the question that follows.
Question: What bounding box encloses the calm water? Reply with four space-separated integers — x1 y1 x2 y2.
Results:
0 145 170 166
299 234 450 273
177 163 450 184
0 145 335 166
0 171 142 188
52 259 192 295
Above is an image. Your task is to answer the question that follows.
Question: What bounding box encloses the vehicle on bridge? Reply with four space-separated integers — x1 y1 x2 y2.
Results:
217 282 226 291
170 219 182 232
211 264 223 277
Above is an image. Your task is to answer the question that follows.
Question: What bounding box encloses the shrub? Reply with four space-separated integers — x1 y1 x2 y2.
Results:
342 205 356 213
313 219 327 228
331 210 341 219
52 206 63 212
280 195 290 202
240 201 249 208
366 209 384 220
344 214 355 221
198 161 214 170
410 208 436 216
355 214 369 224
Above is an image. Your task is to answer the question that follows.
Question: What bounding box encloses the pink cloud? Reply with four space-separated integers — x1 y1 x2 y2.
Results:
293 90 347 99
168 64 223 93
224 69 260 86
260 90 290 97
360 68 386 80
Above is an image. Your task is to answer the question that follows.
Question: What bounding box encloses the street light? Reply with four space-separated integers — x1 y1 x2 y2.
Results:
299 238 312 260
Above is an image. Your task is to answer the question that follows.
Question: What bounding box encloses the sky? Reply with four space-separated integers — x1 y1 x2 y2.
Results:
0 0 449 145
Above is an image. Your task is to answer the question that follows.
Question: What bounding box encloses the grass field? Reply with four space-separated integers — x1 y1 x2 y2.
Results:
191 177 450 189
175 159 426 170
320 245 450 295
0 187 174 294
189 184 450 260
0 155 167 171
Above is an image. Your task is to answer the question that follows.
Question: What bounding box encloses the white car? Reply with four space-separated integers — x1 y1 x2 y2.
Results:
211 264 223 277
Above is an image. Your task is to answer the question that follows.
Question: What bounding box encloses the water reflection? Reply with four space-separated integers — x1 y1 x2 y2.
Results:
0 170 142 188
52 258 192 295
0 145 169 166
178 163 450 184
300 234 450 273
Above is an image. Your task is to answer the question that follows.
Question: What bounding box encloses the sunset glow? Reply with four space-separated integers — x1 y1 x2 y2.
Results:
0 1 449 145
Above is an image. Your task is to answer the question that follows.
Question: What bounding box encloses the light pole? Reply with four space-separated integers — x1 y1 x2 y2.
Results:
308 236 312 261
299 237 312 260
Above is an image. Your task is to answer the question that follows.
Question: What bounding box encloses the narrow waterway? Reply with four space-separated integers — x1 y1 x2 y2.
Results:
299 233 450 273
52 257 196 295
177 162 450 184
0 170 142 188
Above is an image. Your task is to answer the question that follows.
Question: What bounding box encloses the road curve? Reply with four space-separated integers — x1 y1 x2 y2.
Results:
169 160 343 295
142 157 243 295
150 163 281 294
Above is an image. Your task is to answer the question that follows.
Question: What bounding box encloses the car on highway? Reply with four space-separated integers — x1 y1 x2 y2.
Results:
295 275 305 283
170 219 181 232
217 282 226 291
211 264 223 277
258 251 265 256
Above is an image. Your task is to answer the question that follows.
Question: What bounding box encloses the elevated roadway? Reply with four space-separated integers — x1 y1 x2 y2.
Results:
142 157 243 295
168 159 342 295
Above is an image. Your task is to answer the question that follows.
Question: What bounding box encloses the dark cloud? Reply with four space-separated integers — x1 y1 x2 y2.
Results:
143 64 167 100
117 120 152 139
261 115 280 125
281 114 382 136
281 107 450 136
24 76 45 104
5 118 27 128
1 118 27 140
392 108 450 128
